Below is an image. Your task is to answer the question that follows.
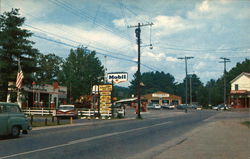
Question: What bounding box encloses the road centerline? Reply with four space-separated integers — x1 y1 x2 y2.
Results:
0 121 171 159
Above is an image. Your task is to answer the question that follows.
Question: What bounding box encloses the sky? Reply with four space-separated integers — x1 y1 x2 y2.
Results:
1 0 250 87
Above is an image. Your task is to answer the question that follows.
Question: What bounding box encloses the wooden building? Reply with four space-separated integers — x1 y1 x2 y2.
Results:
143 91 182 106
229 72 250 108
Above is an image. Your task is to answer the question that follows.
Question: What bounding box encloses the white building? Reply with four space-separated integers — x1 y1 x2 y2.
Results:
230 72 250 108
22 82 67 108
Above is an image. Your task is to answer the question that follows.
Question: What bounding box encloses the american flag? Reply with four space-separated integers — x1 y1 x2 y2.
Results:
16 59 24 89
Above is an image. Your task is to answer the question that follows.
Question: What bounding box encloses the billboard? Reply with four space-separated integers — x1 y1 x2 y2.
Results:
107 72 128 84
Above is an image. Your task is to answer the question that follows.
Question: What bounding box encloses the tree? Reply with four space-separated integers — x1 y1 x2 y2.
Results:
59 47 104 102
0 9 38 101
34 53 63 84
129 71 176 95
197 58 250 107
175 74 203 105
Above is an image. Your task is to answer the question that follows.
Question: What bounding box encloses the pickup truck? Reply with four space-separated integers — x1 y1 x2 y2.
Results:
0 102 31 137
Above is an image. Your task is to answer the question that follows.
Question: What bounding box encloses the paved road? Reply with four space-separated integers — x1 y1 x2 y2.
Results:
0 110 216 159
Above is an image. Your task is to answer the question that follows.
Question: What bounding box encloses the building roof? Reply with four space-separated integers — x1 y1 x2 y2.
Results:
116 97 138 103
230 72 250 84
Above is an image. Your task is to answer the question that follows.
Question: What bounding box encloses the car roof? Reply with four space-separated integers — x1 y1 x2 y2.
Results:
59 105 75 107
0 102 19 106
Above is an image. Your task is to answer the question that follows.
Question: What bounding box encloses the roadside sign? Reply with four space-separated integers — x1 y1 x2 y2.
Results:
99 84 112 116
99 84 112 92
107 72 128 84
92 85 99 94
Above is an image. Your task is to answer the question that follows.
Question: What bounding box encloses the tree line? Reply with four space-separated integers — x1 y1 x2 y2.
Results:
0 9 249 106
0 9 105 102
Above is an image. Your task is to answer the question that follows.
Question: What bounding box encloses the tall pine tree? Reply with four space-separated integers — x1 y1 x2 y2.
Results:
0 9 38 101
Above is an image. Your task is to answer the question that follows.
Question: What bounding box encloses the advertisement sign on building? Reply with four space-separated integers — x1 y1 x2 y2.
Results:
152 93 170 98
107 72 128 84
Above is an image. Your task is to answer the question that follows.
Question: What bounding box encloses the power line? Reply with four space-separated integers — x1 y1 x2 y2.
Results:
158 44 249 53
48 0 132 42
25 23 135 59
32 34 161 73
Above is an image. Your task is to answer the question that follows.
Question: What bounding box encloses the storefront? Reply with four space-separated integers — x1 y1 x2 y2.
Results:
143 91 182 106
23 82 67 108
229 72 250 108
230 90 249 108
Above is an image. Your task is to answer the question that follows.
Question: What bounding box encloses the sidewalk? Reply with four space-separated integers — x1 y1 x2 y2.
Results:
154 114 250 159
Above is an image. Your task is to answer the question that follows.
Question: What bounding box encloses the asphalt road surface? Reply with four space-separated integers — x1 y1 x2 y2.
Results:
0 109 216 159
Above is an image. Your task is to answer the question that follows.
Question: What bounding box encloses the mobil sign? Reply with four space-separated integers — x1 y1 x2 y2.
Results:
107 72 128 84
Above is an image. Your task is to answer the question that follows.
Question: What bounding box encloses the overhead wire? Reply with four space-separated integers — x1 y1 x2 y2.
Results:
49 0 133 43
32 34 163 72
5 0 153 70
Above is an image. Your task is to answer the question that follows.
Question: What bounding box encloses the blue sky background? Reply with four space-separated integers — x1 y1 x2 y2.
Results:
2 0 250 87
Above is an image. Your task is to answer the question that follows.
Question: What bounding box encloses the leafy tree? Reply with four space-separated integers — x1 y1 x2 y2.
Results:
203 58 250 107
33 53 63 84
175 74 203 105
113 86 130 100
59 47 104 102
129 71 176 95
0 9 38 101
187 74 203 103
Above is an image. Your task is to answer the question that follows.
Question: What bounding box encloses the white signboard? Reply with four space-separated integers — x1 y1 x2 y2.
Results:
152 93 170 98
107 72 128 83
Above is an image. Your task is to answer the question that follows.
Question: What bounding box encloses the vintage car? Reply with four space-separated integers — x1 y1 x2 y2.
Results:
56 104 78 119
0 102 31 137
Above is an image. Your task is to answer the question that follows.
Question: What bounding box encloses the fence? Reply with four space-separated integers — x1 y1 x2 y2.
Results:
78 110 112 119
22 108 111 118
22 108 56 116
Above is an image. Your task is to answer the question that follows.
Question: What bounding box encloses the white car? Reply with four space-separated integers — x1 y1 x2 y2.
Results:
212 104 228 111
147 103 161 109
154 104 161 109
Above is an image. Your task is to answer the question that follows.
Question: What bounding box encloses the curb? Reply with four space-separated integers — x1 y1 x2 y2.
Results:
32 117 135 131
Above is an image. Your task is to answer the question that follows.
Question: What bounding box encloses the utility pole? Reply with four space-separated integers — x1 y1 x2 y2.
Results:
128 22 153 119
189 74 192 105
178 56 194 106
219 57 230 106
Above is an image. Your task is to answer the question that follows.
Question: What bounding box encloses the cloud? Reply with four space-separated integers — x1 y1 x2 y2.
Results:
129 66 137 72
193 61 206 70
166 56 178 62
198 0 210 12
26 22 131 56
142 51 166 61
3 0 52 20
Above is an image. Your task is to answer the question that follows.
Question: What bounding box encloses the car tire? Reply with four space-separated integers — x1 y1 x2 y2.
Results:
11 126 20 138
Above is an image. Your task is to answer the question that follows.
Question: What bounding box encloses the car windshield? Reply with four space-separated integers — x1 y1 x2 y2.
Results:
0 105 21 113
59 106 74 110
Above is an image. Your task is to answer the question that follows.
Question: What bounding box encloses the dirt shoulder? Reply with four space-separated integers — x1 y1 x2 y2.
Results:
154 113 250 159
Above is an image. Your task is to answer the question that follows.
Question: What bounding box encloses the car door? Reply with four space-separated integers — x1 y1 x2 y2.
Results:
0 104 9 135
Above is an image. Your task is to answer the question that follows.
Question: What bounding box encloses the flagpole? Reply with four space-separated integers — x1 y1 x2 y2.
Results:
16 58 23 108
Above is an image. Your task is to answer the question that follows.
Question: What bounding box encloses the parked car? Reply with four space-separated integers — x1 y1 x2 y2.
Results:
212 104 229 111
162 104 175 109
176 104 188 110
147 103 161 109
56 105 78 119
196 106 202 110
0 102 31 137
112 103 126 118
